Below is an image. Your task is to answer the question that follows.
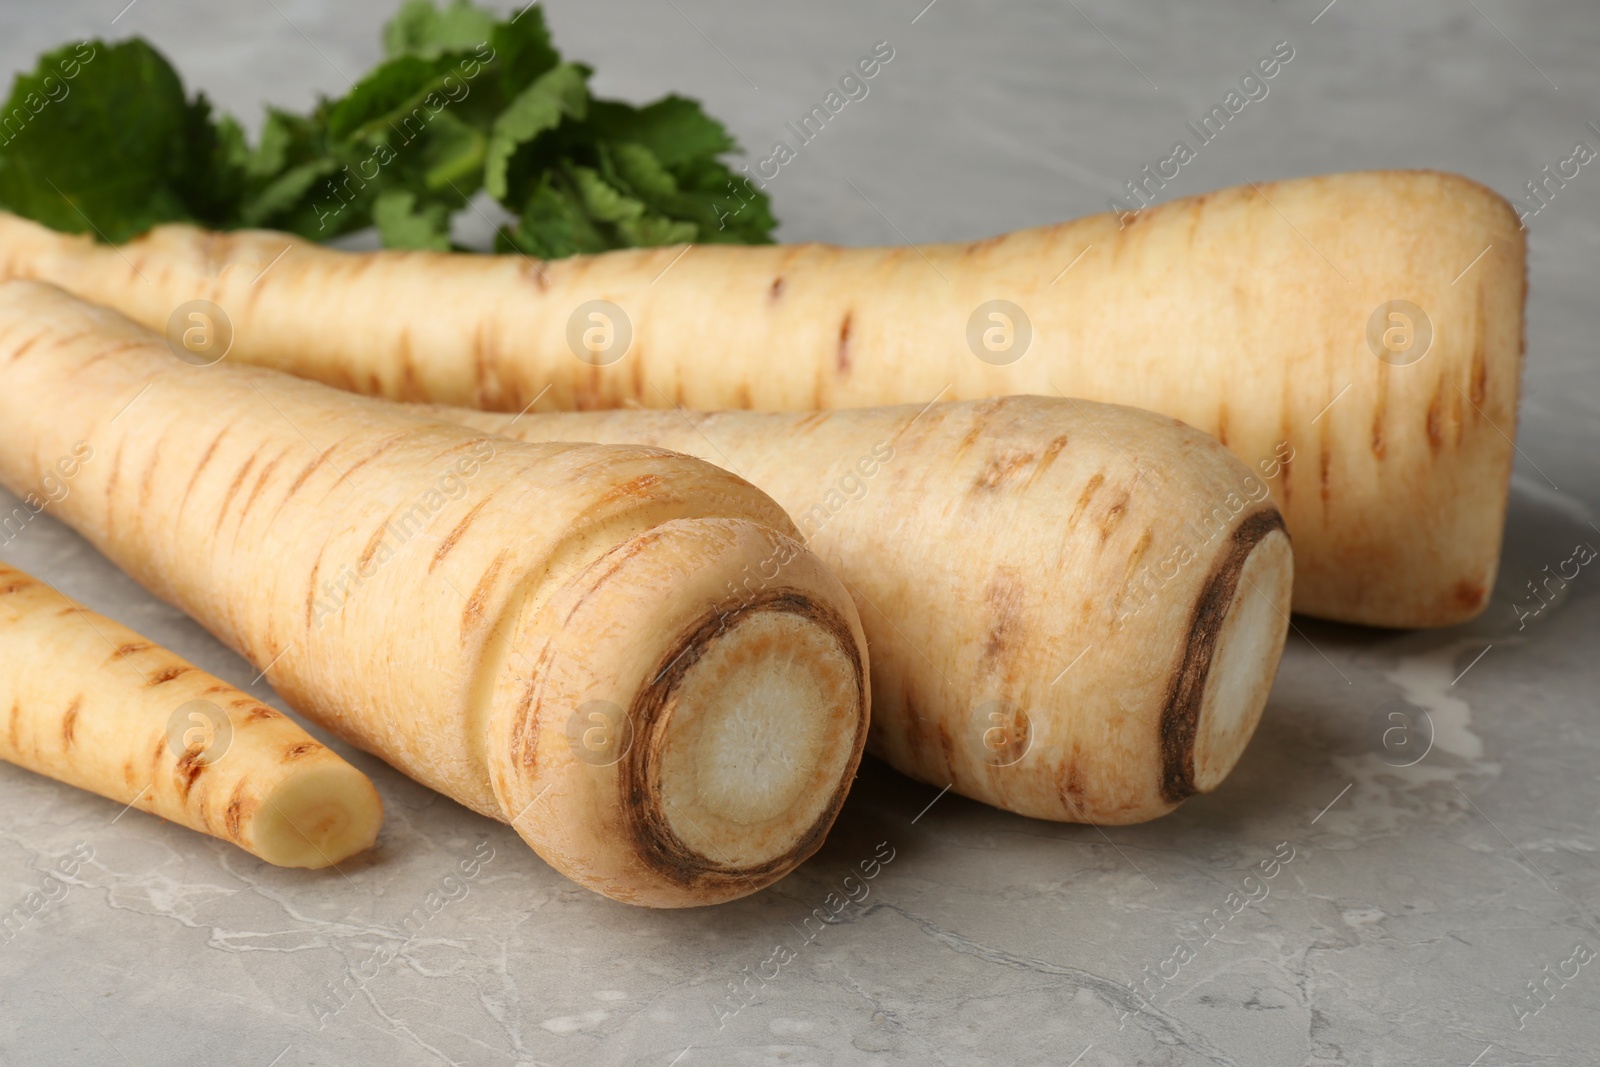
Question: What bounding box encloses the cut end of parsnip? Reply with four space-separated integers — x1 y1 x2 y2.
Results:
1185 515 1295 798
647 605 864 873
249 761 384 869
487 516 870 908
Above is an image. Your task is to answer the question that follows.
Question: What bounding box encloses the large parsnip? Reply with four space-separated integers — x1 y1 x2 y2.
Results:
424 399 1293 823
0 169 1521 627
0 282 869 907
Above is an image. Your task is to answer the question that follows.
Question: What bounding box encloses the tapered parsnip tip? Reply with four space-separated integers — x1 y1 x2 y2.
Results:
249 760 384 869
1188 520 1294 797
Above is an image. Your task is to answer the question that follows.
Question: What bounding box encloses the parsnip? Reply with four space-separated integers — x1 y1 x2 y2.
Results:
0 282 869 907
0 561 381 867
421 398 1293 823
0 169 1519 627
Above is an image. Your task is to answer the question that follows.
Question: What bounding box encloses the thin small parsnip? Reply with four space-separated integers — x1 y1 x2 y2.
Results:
0 561 382 867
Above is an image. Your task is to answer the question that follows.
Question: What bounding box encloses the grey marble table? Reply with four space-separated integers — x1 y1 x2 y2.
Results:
0 2 1596 1064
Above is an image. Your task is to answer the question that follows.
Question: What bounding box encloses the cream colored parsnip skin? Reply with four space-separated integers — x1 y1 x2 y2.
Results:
0 283 870 908
0 561 382 868
425 398 1294 824
0 170 1523 628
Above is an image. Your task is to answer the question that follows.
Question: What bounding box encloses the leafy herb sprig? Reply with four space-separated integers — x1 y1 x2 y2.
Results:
0 0 774 256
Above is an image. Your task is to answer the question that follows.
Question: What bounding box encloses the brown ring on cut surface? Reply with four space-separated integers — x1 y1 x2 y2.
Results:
1158 507 1288 804
620 588 867 892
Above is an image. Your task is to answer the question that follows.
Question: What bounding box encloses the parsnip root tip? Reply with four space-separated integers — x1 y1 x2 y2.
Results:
252 762 384 869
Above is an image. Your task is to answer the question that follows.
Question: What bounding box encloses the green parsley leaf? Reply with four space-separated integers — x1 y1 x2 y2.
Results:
0 1 778 254
487 6 561 99
585 96 734 167
383 0 498 60
373 188 453 249
0 39 236 241
500 170 606 258
483 61 589 201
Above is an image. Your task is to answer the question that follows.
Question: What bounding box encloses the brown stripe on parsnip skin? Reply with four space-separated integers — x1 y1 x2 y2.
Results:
61 697 81 749
278 449 329 507
324 428 423 493
213 453 258 536
1068 473 1104 530
5 333 42 364
397 329 420 400
954 421 985 458
597 473 663 509
1026 435 1071 488
934 722 958 778
104 440 125 540
518 259 550 293
1371 366 1390 460
137 429 173 512
617 589 867 892
178 427 230 519
77 340 149 372
237 450 288 521
972 450 1036 493
431 497 494 571
37 331 96 360
628 349 645 402
963 232 1008 257
792 411 832 435
175 746 208 798
460 550 511 639
304 556 321 631
147 665 195 686
1120 529 1155 598
357 519 391 571
981 568 1026 667
1426 376 1446 454
225 780 251 839
1157 507 1287 805
435 436 494 459
1098 494 1130 541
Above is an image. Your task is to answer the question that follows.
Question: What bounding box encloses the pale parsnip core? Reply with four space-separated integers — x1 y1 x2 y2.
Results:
1192 529 1294 794
656 610 863 867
